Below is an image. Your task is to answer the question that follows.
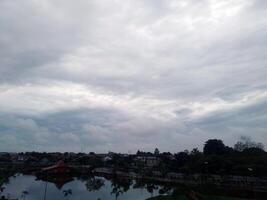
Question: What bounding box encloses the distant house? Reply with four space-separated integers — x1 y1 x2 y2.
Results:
135 156 160 168
146 156 160 167
41 160 73 174
17 155 26 162
166 172 179 179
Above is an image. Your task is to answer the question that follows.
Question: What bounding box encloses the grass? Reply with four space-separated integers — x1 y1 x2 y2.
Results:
146 195 251 200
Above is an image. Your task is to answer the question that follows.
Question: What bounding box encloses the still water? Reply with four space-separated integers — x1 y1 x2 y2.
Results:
1 174 263 200
1 174 161 200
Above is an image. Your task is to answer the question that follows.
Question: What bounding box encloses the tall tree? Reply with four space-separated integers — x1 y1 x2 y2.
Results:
203 139 226 155
234 136 264 151
154 148 160 155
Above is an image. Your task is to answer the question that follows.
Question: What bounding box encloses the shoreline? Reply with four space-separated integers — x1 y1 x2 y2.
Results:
93 167 267 193
1 163 267 193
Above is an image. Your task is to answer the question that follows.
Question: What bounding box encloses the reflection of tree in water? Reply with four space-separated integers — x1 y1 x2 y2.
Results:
110 177 133 200
0 186 5 194
133 179 146 190
63 189 72 199
20 190 29 200
0 170 17 199
133 179 146 196
134 179 165 197
158 185 172 195
0 179 9 200
146 183 158 197
85 177 105 192
0 176 10 188
133 179 159 197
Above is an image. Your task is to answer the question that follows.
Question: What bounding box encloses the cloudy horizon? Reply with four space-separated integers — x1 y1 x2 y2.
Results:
0 0 267 153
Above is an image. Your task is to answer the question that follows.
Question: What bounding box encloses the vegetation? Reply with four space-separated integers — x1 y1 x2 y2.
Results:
0 136 266 178
1 136 265 200
133 137 267 177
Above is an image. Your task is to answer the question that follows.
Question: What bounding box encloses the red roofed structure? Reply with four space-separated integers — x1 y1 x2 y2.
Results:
42 160 73 174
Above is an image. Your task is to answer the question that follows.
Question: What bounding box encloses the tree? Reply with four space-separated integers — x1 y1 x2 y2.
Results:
234 136 264 152
154 148 160 155
190 148 201 156
174 151 189 168
158 160 168 177
242 147 265 155
203 139 226 155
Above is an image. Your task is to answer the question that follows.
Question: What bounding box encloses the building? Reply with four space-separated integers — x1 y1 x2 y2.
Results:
41 160 73 174
135 156 160 168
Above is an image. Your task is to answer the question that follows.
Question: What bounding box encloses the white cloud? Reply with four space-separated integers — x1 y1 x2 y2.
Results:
0 0 267 152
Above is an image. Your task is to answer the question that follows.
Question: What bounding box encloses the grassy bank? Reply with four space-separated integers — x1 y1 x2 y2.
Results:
146 195 250 200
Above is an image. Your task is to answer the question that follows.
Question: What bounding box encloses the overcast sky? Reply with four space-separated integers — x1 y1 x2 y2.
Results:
0 0 267 153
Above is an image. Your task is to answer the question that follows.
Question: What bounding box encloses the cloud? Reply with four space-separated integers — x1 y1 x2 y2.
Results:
0 0 266 152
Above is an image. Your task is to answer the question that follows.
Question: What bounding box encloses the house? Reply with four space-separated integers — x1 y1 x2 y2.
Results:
166 172 184 179
135 156 160 168
17 155 26 162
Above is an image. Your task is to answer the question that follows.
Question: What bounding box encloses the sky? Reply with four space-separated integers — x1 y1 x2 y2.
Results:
0 0 267 153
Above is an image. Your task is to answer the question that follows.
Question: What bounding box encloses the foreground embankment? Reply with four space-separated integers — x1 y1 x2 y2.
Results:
93 167 267 193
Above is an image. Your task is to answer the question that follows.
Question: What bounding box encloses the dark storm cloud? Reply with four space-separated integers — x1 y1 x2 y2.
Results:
0 0 267 152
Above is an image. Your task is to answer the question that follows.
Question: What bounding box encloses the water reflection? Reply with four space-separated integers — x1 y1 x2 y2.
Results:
62 189 72 198
20 190 29 200
0 174 156 200
37 175 74 190
109 176 132 199
85 177 105 192
0 174 264 200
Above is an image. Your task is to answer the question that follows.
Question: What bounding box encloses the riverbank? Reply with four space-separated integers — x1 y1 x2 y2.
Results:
93 167 267 193
146 195 251 200
1 163 267 197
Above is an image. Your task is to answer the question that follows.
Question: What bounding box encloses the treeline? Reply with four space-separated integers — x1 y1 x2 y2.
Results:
94 136 267 177
2 136 266 177
146 136 267 176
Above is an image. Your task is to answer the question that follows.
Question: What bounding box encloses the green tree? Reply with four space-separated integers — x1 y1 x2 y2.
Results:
234 136 264 151
203 139 226 155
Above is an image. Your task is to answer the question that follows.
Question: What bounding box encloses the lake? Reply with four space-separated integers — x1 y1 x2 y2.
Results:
1 174 161 200
0 174 263 200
